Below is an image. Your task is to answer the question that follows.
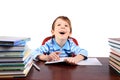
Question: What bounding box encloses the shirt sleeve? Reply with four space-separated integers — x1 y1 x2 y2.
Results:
32 45 49 61
70 40 88 57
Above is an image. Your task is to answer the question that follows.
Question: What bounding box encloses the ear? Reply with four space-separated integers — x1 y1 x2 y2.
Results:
69 32 72 37
51 30 54 35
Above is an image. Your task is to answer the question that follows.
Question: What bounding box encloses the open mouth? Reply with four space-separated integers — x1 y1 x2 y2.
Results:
59 32 65 35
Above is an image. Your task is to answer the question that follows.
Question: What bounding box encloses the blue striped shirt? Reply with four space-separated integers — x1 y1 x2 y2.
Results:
33 38 88 60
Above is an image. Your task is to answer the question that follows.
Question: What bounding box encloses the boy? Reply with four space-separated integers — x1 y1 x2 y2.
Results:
33 16 88 65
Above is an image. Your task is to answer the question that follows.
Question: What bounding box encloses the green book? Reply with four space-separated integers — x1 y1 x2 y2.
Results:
0 63 25 67
0 51 23 58
0 66 24 71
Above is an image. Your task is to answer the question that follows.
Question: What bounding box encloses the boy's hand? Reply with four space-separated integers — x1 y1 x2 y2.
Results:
47 52 61 61
64 57 79 65
64 54 84 65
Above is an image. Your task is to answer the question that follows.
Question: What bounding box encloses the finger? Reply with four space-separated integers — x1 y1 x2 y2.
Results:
65 58 76 64
47 55 53 61
54 52 60 60
55 51 61 55
50 53 60 61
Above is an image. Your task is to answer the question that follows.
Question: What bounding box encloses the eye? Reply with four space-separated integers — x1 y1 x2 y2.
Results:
57 24 61 26
65 25 68 27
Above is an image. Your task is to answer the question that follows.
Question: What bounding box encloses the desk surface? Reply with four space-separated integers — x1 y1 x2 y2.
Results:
1 57 120 80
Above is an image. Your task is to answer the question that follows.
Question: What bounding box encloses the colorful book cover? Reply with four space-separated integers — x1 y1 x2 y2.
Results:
0 63 25 67
0 61 33 76
0 66 24 71
0 46 25 52
109 52 120 61
0 36 31 46
108 38 120 45
109 60 120 73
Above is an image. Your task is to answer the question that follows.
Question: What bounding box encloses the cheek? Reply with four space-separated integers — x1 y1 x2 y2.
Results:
67 29 71 33
55 28 60 31
53 31 59 35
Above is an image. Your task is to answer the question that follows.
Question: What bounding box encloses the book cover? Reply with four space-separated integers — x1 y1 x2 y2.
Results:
0 50 32 63
0 51 23 58
109 52 120 61
0 74 28 78
0 47 31 58
0 46 25 52
0 66 24 71
0 56 33 78
108 38 120 45
109 64 120 74
109 56 120 66
109 44 120 51
0 63 25 67
0 61 33 76
0 58 24 63
109 41 120 50
0 54 33 68
110 47 120 54
110 48 120 56
109 60 120 72
0 36 30 46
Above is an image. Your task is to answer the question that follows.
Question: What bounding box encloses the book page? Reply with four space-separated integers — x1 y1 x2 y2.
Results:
77 58 102 65
45 57 66 64
45 57 102 65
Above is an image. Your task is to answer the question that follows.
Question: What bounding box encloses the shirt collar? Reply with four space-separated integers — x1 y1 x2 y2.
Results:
52 38 70 51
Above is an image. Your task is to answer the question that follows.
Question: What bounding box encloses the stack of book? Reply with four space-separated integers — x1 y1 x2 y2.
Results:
108 37 120 73
0 36 33 78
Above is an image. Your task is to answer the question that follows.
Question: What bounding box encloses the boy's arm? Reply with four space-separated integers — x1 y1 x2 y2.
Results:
37 52 60 61
74 54 85 62
37 54 51 61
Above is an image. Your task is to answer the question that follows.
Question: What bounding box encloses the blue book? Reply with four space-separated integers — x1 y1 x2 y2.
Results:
0 36 30 46
0 46 25 52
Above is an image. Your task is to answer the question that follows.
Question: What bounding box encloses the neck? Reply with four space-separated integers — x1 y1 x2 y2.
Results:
55 38 67 47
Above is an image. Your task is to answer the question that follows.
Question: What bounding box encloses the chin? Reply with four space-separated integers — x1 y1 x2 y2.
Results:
59 37 68 40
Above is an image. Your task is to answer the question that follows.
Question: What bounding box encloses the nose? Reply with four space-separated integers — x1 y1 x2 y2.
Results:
61 25 65 29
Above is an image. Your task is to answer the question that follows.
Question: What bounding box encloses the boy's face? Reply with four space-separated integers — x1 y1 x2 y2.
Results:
51 18 71 40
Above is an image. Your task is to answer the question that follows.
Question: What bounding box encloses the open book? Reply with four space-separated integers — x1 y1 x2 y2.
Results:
45 57 102 65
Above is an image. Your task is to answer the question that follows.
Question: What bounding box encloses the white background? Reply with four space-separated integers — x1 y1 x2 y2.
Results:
0 0 120 57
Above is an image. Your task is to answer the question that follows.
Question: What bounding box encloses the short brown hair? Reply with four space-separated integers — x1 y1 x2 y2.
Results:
52 16 72 33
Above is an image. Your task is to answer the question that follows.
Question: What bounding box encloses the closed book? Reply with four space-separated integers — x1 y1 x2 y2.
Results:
0 47 31 58
0 61 33 76
0 51 23 58
108 38 120 45
0 66 24 71
0 54 32 63
110 48 120 56
109 41 120 50
109 44 120 51
0 74 28 78
0 55 33 68
109 52 120 61
0 63 25 67
109 56 120 66
0 36 30 46
110 47 120 54
0 58 25 63
109 64 120 74
0 46 26 52
109 60 120 73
